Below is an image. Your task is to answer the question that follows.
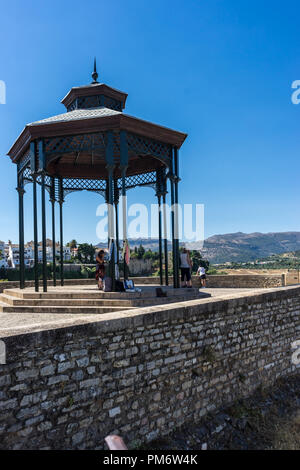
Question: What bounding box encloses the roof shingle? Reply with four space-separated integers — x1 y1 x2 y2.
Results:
29 107 121 126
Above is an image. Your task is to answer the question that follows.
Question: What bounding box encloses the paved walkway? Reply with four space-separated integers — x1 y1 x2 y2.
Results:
201 287 268 298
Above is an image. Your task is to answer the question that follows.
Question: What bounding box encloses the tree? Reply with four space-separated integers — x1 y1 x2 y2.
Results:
143 249 154 260
67 239 77 249
190 250 209 273
130 250 138 259
137 244 145 259
77 243 95 263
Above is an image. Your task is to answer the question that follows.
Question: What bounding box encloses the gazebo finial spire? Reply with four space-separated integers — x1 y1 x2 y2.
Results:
91 57 99 84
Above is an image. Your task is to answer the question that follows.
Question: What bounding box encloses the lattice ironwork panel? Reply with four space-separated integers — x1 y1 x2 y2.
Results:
63 188 105 198
127 133 171 163
67 95 122 112
35 174 52 188
155 167 168 195
23 167 33 186
102 96 122 111
17 151 31 174
67 101 77 112
117 171 157 190
23 170 53 198
78 96 102 108
44 133 106 157
63 177 107 192
22 170 159 197
113 131 120 162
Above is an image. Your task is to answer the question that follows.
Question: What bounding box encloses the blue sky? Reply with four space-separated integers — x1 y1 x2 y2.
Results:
1 0 300 244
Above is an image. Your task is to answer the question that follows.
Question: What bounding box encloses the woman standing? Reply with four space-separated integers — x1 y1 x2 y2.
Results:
180 248 192 288
95 250 106 290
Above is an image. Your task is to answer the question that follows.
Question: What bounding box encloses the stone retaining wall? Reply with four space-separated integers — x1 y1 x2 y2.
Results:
0 286 299 449
130 274 285 288
0 273 286 292
206 274 285 288
286 271 300 286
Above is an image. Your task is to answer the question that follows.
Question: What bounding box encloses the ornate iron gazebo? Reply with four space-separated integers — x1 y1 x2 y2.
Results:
7 60 187 292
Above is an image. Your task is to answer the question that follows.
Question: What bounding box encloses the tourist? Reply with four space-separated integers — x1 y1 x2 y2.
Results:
96 250 106 290
180 248 193 288
197 265 207 288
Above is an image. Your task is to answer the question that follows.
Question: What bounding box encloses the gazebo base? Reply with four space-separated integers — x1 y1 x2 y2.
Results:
0 285 210 315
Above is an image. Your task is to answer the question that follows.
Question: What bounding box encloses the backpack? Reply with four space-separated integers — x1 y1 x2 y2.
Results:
115 280 125 292
103 277 112 292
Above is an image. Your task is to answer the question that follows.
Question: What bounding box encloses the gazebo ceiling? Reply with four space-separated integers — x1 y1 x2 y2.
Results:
46 153 163 180
7 62 187 178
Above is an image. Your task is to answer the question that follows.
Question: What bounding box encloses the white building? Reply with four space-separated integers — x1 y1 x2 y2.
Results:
0 241 8 268
4 241 72 269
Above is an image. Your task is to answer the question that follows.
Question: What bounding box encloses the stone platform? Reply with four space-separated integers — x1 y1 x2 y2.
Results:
0 284 210 315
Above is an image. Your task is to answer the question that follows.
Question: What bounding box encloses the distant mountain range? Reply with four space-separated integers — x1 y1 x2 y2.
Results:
96 238 173 251
97 232 300 264
201 232 300 263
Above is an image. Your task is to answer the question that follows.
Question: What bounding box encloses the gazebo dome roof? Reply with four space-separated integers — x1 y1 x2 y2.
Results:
7 61 187 176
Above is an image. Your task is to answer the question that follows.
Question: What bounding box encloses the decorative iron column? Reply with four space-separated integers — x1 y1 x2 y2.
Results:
158 195 163 286
30 141 39 292
173 147 180 288
156 169 164 286
120 131 128 281
114 181 120 264
32 174 39 292
16 169 25 289
50 177 56 286
105 131 116 291
162 171 169 286
58 178 64 286
38 140 47 292
169 148 178 288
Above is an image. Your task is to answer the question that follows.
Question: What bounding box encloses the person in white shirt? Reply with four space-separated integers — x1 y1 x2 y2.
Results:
197 266 207 287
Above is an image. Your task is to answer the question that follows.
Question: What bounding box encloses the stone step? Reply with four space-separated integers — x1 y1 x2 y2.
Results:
0 292 204 308
3 287 201 301
0 303 133 315
0 294 135 307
